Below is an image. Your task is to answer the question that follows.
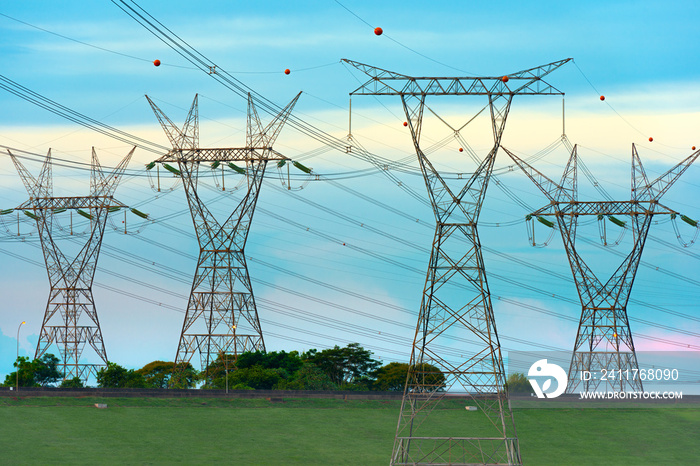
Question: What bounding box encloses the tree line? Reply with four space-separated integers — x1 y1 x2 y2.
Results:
3 342 532 393
2 343 444 391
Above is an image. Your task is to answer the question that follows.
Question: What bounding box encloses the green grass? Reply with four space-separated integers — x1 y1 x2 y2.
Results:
515 408 700 465
1 397 698 465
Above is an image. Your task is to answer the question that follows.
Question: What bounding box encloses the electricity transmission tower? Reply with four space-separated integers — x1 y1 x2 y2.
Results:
344 58 570 466
146 92 300 377
8 147 134 382
506 144 699 392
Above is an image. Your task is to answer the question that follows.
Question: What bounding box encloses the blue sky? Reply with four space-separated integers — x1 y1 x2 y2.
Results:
0 1 699 386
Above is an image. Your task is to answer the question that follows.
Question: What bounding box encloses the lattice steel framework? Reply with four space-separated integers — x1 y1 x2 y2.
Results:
147 93 300 376
344 58 570 466
506 144 699 392
8 147 133 382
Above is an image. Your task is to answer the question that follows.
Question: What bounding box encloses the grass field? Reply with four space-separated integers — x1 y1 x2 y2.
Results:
1 397 698 465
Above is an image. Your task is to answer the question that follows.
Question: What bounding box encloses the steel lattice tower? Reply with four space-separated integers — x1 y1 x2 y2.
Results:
8 147 133 382
344 58 570 466
147 93 300 377
506 144 699 392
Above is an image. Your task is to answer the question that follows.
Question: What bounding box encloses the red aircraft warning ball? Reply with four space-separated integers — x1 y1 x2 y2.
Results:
403 121 408 127
153 59 161 67
501 76 509 83
374 27 383 36
693 146 697 150
600 95 605 101
459 148 464 152
649 137 654 142
284 68 290 75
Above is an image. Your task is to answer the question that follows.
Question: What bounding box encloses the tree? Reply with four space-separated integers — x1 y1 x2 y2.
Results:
304 343 382 388
279 363 336 390
373 362 410 391
506 372 534 394
2 354 62 388
96 362 147 388
371 362 448 392
2 356 35 387
236 350 304 374
227 365 286 390
33 353 61 387
136 361 198 389
203 351 304 389
136 360 172 388
409 362 447 392
201 353 236 388
170 363 199 389
59 377 84 388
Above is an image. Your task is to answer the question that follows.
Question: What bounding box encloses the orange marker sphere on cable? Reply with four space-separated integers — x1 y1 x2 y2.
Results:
501 76 509 83
153 59 161 67
374 27 383 36
649 137 654 142
459 148 464 152
403 121 408 127
284 68 290 75
600 95 605 101
693 146 697 151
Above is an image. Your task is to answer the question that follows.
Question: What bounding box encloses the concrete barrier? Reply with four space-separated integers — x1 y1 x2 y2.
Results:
2 387 695 405
0 386 405 400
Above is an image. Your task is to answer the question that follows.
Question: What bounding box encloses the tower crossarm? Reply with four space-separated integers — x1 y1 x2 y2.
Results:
342 58 571 96
154 147 286 163
16 196 128 211
530 200 676 217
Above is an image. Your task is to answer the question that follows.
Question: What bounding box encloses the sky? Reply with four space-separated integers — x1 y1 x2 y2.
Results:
0 1 699 388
